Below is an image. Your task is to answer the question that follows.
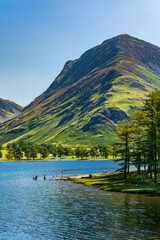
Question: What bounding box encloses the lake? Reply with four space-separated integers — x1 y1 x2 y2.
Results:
0 160 160 240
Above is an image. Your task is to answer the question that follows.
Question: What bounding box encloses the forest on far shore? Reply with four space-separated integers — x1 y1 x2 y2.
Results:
1 90 160 184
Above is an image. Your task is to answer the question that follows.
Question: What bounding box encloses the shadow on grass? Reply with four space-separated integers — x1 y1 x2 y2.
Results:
74 171 160 195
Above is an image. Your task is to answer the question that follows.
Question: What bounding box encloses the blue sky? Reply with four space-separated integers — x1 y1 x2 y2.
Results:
0 0 160 106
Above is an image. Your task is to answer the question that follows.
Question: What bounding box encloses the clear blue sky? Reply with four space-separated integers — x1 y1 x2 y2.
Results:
0 0 160 106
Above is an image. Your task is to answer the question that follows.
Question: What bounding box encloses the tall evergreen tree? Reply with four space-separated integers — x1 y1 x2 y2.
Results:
116 119 133 180
139 90 160 183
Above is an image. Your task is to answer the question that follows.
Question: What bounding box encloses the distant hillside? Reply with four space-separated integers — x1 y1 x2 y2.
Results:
1 34 160 146
0 98 23 123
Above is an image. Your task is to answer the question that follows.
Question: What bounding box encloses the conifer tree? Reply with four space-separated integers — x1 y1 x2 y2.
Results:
116 119 133 180
139 90 160 183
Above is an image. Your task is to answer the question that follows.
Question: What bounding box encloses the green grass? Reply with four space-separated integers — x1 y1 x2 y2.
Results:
105 73 155 114
1 50 160 146
136 65 160 88
73 171 160 195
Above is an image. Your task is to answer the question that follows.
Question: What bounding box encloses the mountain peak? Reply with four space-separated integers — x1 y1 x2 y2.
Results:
0 98 23 123
102 33 137 44
1 35 160 145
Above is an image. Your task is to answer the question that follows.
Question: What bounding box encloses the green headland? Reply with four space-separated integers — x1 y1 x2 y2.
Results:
72 171 160 196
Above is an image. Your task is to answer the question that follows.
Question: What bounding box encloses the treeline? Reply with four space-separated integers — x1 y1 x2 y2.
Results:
0 144 2 159
116 90 160 183
1 141 115 160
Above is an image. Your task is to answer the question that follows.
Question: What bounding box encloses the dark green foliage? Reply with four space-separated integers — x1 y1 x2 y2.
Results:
116 119 133 179
130 115 144 174
116 90 160 184
111 143 118 159
57 145 64 157
6 143 12 150
6 142 23 160
18 140 27 151
30 145 38 159
14 147 23 160
0 151 2 159
39 146 49 159
81 149 89 159
75 147 89 159
136 90 160 183
10 142 18 150
98 144 110 158
4 140 112 160
24 147 32 159
75 147 82 159
90 147 98 158
5 153 14 160
6 141 38 160
63 147 72 156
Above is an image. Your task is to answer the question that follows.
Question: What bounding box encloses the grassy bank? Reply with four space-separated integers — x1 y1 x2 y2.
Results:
73 171 160 195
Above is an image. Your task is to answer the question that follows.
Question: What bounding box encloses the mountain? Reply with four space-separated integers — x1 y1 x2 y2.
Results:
1 34 160 146
0 98 23 123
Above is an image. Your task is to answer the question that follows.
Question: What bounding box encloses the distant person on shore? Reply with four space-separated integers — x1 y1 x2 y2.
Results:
33 175 38 180
44 175 46 180
103 170 108 175
61 171 63 177
53 173 55 178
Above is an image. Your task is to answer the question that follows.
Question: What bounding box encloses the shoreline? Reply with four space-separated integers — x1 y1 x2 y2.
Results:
50 174 91 181
0 158 116 162
58 172 160 197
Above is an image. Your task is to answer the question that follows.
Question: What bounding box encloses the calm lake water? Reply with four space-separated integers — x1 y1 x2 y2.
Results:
0 160 160 240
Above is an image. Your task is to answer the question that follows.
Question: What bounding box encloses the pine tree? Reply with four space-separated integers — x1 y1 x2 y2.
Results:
139 90 160 183
116 119 133 180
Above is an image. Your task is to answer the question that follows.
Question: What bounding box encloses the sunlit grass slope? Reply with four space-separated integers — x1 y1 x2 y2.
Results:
1 34 160 146
74 171 160 195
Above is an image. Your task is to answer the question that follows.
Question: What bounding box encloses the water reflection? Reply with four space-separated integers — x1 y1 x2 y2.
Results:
1 161 160 239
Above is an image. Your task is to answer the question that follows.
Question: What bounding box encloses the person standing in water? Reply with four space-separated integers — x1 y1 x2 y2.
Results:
61 171 63 177
44 175 46 180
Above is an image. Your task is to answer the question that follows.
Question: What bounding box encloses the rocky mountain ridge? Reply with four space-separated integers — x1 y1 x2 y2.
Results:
0 34 160 145
0 98 23 123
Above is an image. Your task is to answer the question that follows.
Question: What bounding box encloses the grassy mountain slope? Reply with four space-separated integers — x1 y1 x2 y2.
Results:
1 34 160 146
0 98 23 123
